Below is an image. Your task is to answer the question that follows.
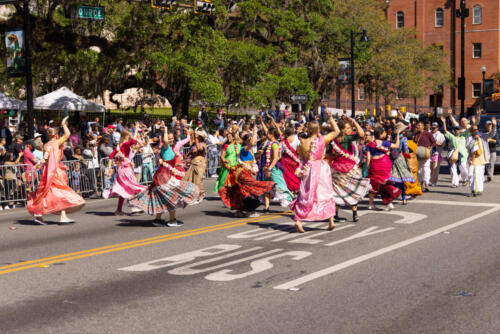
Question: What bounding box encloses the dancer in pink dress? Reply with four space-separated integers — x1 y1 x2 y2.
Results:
103 123 147 215
290 113 340 233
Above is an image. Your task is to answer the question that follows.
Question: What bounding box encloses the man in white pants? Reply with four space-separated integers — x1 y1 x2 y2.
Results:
430 122 445 186
485 119 498 182
441 115 469 188
466 125 490 196
413 121 436 192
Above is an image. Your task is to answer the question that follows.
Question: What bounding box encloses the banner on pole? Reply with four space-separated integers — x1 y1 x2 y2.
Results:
5 29 25 77
338 58 351 85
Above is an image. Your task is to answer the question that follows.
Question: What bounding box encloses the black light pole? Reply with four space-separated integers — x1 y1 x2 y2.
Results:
482 65 486 110
350 29 369 117
23 0 34 138
456 0 469 118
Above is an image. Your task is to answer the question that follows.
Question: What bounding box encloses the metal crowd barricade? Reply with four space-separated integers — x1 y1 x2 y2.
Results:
0 163 39 206
62 159 99 197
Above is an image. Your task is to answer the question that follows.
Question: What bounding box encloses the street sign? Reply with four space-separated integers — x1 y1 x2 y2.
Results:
72 6 105 20
290 95 308 103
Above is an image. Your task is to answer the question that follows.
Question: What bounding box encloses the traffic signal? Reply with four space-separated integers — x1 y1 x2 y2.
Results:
194 0 215 15
152 0 176 10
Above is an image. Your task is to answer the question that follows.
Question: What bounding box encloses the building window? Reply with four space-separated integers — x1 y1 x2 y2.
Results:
472 83 482 98
396 11 404 28
473 5 482 25
435 8 444 27
358 86 365 100
473 43 482 58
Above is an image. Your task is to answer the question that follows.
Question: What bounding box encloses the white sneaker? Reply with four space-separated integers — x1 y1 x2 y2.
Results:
248 211 261 218
368 205 380 211
384 205 392 211
4 206 11 210
130 207 143 214
388 203 395 210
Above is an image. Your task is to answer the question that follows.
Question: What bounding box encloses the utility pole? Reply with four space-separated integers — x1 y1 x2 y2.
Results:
350 30 355 117
450 0 456 114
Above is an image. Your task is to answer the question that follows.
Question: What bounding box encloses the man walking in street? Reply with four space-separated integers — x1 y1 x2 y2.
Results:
430 122 445 187
485 119 497 182
413 121 436 192
466 124 490 196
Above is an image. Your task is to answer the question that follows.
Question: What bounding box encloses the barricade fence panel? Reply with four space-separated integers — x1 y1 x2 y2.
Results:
1 147 222 205
0 164 38 205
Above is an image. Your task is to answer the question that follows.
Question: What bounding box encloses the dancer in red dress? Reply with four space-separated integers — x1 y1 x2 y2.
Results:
28 117 86 225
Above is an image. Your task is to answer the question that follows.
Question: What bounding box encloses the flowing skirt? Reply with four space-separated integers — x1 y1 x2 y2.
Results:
331 166 371 206
281 155 300 192
27 163 85 216
103 164 147 199
213 166 230 193
291 160 337 222
219 169 275 211
129 166 199 215
266 166 293 207
390 155 416 183
368 156 401 205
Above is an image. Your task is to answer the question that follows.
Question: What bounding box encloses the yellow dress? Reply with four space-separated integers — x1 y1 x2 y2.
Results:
405 140 423 196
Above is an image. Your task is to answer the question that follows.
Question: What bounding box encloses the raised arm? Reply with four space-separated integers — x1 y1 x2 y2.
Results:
133 123 140 141
389 130 401 149
323 112 340 144
162 121 169 147
447 109 459 128
58 116 71 147
349 116 365 138
441 115 448 134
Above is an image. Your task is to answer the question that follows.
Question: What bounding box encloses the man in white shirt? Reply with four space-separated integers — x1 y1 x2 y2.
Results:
430 122 445 186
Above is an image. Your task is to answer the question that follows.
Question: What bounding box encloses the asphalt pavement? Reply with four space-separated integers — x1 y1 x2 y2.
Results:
1 176 500 334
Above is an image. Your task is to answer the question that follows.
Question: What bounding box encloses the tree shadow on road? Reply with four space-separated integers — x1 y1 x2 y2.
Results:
16 219 61 226
247 221 326 232
115 219 156 227
86 211 117 216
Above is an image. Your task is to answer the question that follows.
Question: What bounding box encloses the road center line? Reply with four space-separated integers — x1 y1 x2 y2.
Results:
0 214 289 275
274 205 500 290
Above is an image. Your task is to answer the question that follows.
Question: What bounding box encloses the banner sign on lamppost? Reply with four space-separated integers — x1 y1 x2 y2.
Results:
5 29 25 77
338 58 351 85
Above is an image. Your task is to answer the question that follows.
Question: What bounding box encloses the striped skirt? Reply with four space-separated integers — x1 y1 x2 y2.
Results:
129 166 199 215
331 166 371 206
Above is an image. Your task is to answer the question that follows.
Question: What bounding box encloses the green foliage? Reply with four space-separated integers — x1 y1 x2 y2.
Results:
0 0 449 114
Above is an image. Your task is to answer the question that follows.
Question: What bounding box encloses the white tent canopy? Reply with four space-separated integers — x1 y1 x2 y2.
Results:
22 87 105 113
0 92 23 110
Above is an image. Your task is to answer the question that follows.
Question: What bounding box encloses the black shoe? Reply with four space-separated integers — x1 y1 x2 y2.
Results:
263 208 270 214
466 192 476 198
423 187 430 192
352 212 359 222
152 219 166 227
334 215 347 223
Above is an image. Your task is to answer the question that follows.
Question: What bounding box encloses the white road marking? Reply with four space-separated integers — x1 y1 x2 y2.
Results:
205 251 312 282
169 248 282 275
274 205 500 290
119 244 242 272
324 226 395 247
357 210 427 224
413 200 500 207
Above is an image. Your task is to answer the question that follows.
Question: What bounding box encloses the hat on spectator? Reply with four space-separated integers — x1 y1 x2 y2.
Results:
195 130 207 140
107 124 115 129
14 134 23 140
34 132 42 139
431 122 439 128
394 122 408 134
486 120 493 125
25 139 35 147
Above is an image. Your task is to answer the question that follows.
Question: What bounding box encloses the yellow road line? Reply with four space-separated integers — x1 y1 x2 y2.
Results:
0 213 290 275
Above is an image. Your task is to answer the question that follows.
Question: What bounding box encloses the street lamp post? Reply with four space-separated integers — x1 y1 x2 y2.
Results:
350 29 369 117
482 65 486 110
456 0 469 118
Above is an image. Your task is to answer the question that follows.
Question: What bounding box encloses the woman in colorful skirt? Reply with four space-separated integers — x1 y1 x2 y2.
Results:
279 127 301 193
103 123 147 215
129 125 199 227
405 139 423 199
291 114 339 233
366 127 402 211
259 127 293 210
389 124 416 205
219 128 275 217
327 118 371 223
28 116 86 225
213 132 241 193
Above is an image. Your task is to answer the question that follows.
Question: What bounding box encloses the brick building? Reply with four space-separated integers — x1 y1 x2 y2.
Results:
331 0 499 115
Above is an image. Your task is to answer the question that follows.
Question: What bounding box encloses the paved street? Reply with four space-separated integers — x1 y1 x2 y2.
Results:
1 176 500 334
